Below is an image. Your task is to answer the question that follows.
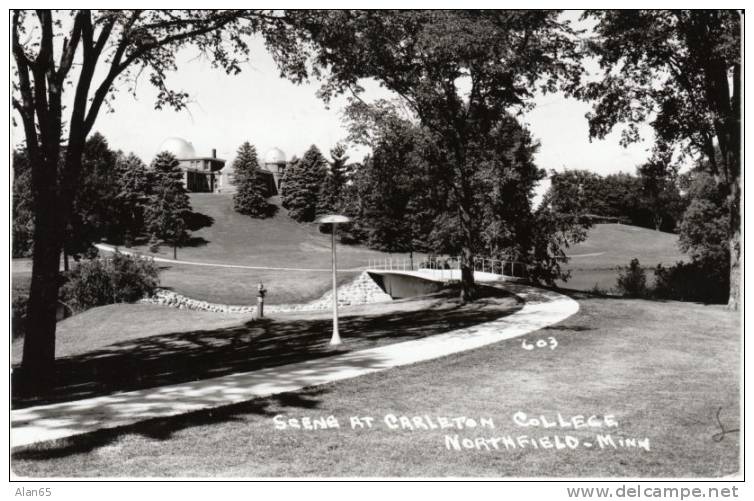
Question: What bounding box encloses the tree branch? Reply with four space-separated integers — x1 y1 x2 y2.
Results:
12 12 38 154
57 12 85 83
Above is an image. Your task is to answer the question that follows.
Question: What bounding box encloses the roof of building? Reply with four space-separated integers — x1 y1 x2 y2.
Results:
187 156 226 163
264 147 286 165
158 137 196 159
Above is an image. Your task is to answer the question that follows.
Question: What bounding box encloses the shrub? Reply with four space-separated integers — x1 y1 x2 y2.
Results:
653 260 729 304
616 258 648 297
61 252 159 313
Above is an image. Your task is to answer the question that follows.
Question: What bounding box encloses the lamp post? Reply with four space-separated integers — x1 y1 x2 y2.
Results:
314 214 352 346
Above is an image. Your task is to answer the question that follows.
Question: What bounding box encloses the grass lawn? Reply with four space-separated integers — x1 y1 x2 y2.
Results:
11 293 739 478
559 224 687 292
155 263 360 305
11 285 521 409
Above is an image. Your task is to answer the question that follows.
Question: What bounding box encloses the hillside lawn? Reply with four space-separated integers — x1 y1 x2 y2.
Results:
11 293 739 478
558 223 686 293
118 193 424 304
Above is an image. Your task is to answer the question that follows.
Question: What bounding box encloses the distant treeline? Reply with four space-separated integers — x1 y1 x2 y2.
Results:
546 166 687 233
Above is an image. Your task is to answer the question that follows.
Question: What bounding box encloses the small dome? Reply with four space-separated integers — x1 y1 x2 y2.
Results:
158 137 196 159
264 147 286 164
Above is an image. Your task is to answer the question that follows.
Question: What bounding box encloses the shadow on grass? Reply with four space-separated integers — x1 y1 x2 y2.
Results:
11 286 520 409
184 211 215 232
12 387 327 460
542 324 595 332
181 236 210 248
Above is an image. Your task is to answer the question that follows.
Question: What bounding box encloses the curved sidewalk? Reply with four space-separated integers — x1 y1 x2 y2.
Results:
11 283 579 448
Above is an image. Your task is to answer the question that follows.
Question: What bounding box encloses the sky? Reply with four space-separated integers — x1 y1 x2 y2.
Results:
11 12 657 199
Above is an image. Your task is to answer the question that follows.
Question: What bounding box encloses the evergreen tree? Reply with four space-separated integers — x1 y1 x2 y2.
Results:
281 145 327 222
145 151 191 259
317 144 349 216
232 142 275 218
231 141 259 186
115 152 150 246
280 155 299 210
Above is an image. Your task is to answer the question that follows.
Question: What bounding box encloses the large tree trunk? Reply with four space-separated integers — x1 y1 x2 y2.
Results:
21 187 63 391
460 246 476 303
457 192 477 303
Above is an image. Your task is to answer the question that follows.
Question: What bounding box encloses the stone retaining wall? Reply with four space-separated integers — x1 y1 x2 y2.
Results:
139 271 392 315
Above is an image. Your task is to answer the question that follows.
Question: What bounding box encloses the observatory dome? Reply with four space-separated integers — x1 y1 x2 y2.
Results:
158 137 196 159
264 147 286 165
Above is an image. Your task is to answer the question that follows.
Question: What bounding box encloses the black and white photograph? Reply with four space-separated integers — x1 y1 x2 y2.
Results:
6 3 746 491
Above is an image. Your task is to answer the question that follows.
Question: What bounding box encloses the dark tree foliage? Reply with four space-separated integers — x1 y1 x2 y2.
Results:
601 173 644 223
316 144 349 218
357 128 435 255
471 116 587 285
65 132 120 262
547 170 605 221
114 152 150 246
281 145 327 222
277 10 584 301
547 166 684 232
12 149 34 258
334 160 370 245
232 142 276 218
636 147 685 231
581 10 741 309
145 152 191 260
678 167 730 267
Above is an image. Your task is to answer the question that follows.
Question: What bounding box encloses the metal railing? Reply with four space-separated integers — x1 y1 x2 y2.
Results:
367 255 528 279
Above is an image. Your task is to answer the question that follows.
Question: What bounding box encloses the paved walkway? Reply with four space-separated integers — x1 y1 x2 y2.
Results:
11 282 579 448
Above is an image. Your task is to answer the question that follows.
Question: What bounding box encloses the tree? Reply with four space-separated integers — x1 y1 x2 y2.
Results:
678 168 729 266
65 132 120 265
547 169 606 219
14 134 133 263
145 152 191 260
114 152 150 246
281 145 328 222
636 147 684 232
601 173 644 223
359 131 431 256
12 10 298 382
232 142 275 218
279 10 583 300
580 10 741 308
316 144 349 217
